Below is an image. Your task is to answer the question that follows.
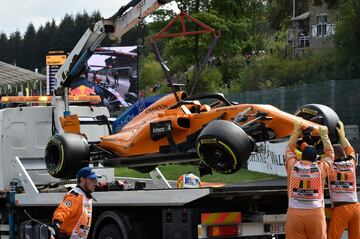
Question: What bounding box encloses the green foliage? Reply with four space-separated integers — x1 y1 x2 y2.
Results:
332 1 360 79
264 27 288 55
147 9 252 94
219 54 245 84
120 22 149 46
22 24 37 70
188 66 223 94
238 50 338 91
314 0 340 9
115 165 282 183
188 0 212 12
234 0 360 91
139 54 165 94
267 0 309 30
7 31 21 66
147 9 177 36
0 33 9 63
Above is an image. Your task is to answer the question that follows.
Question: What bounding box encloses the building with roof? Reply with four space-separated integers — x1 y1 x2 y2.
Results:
0 61 46 96
289 0 337 57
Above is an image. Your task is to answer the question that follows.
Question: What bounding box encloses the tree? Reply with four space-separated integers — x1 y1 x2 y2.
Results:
35 20 59 72
57 14 76 51
180 0 212 13
0 33 9 63
22 23 37 70
332 1 360 79
74 11 92 42
120 22 149 46
139 54 165 93
7 31 22 66
315 0 360 15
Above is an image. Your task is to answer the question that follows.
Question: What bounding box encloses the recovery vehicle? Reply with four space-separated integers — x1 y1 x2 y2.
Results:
0 96 357 239
0 0 357 238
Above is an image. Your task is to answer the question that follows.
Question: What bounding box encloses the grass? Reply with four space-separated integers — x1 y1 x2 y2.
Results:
115 164 283 184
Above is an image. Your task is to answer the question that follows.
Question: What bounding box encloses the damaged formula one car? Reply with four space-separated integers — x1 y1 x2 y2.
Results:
45 90 340 179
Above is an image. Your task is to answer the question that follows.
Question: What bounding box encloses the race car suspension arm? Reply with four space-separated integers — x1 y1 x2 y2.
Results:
234 106 253 123
240 112 273 129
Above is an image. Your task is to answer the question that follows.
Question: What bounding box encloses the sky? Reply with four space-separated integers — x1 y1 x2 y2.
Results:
0 0 178 36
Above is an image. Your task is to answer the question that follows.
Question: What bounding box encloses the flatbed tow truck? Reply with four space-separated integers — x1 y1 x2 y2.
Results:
0 99 358 239
0 0 358 238
0 95 293 239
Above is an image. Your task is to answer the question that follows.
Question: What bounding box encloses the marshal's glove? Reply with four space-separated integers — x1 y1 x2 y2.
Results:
337 121 351 148
318 125 328 137
318 125 332 150
48 220 65 239
293 119 302 132
337 121 345 139
288 119 303 146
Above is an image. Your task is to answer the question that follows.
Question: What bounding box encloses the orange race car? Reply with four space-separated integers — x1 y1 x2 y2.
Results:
45 90 340 179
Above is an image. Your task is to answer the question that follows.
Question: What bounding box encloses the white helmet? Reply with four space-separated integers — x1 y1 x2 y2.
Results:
176 173 201 188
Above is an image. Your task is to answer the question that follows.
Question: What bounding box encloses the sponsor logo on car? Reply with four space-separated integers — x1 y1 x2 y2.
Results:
200 138 217 144
300 108 318 116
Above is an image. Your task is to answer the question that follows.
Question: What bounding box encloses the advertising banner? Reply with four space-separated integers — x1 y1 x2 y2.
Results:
248 141 288 177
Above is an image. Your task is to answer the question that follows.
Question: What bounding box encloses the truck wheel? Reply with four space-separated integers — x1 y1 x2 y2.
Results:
295 104 340 144
196 120 254 174
45 133 90 179
93 211 130 239
98 224 123 239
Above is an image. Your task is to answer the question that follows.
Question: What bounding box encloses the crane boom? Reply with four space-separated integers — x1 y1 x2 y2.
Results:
55 0 171 89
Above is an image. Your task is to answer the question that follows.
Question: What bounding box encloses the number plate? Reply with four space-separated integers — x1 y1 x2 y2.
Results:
267 223 286 234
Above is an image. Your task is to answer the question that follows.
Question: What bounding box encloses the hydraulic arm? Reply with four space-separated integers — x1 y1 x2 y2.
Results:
55 0 171 89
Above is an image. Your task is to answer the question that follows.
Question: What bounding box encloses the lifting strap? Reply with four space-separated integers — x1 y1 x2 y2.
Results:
151 11 220 99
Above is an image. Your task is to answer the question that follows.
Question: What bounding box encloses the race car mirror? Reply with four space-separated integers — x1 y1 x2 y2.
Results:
150 121 172 141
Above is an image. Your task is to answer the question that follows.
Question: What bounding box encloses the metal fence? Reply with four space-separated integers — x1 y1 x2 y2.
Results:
226 79 360 127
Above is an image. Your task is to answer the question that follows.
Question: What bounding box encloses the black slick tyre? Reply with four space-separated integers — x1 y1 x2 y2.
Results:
45 133 90 179
196 120 254 174
295 104 340 144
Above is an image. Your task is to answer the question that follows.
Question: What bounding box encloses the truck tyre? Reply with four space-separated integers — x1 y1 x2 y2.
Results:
93 211 129 239
98 224 123 239
196 120 254 174
295 104 340 144
45 133 90 179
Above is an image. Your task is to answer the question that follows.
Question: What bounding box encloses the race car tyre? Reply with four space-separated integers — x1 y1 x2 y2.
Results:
295 104 340 144
196 120 254 174
45 133 90 179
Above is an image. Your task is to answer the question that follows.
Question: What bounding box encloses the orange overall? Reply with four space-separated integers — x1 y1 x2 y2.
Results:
328 146 360 239
52 186 93 239
285 123 334 239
